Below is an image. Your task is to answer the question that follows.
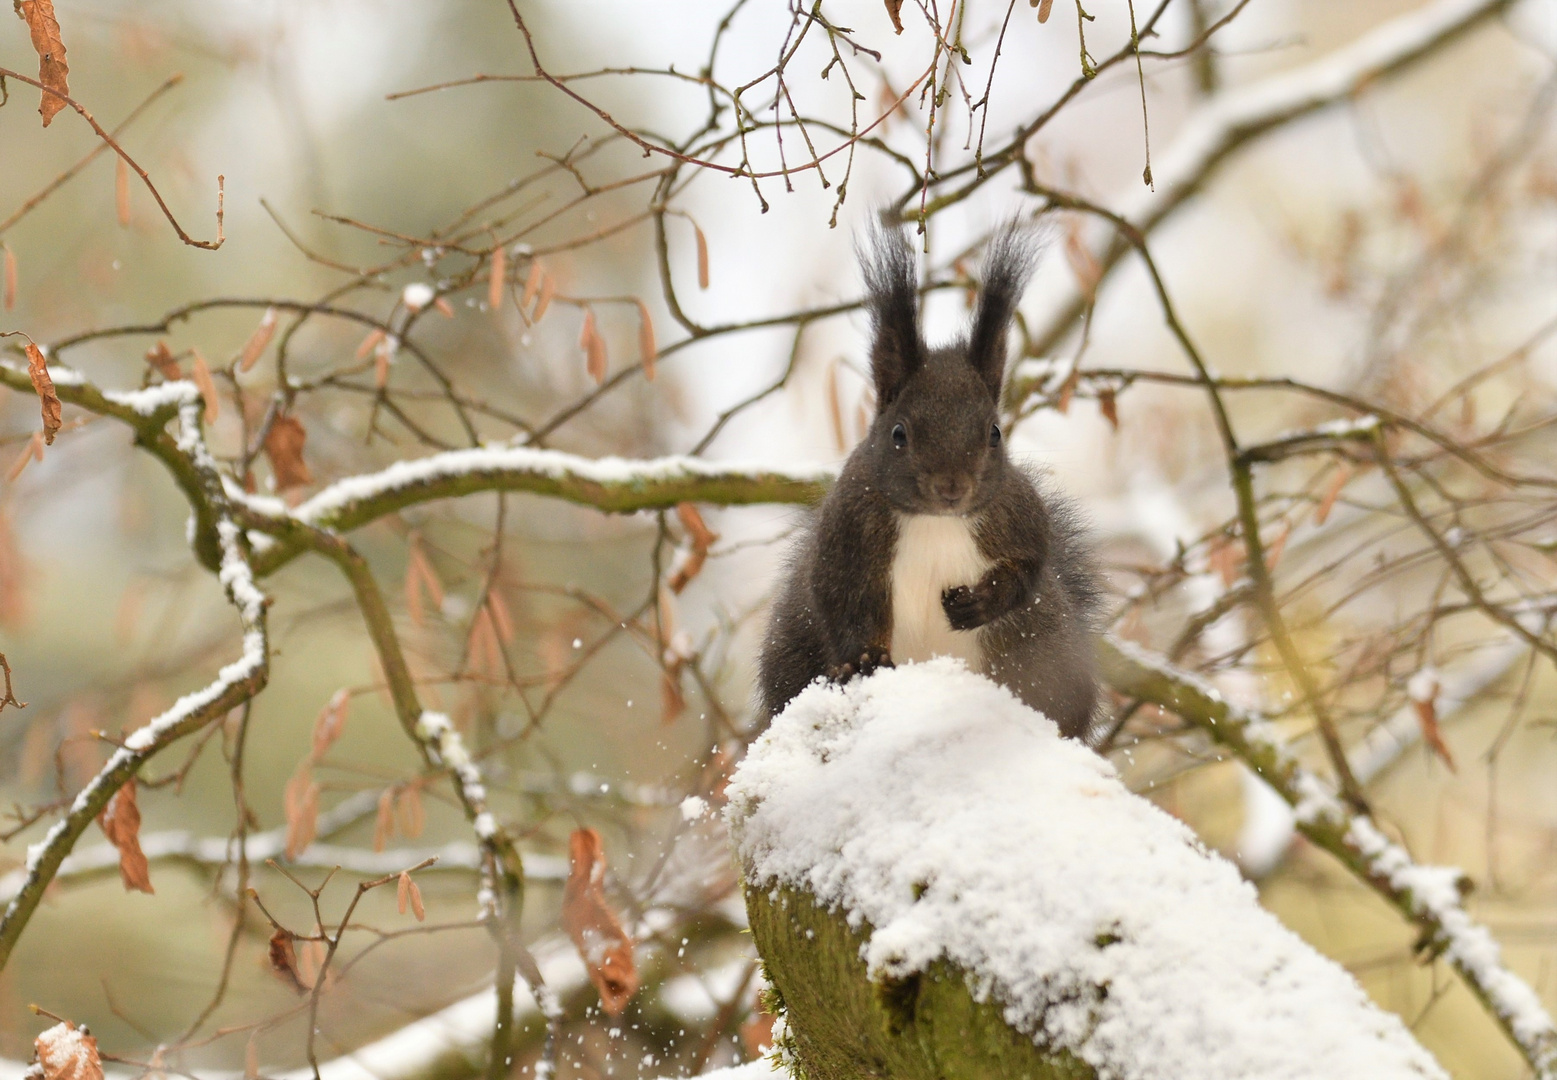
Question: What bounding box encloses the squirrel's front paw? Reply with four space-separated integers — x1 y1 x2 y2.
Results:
827 648 893 683
942 585 990 630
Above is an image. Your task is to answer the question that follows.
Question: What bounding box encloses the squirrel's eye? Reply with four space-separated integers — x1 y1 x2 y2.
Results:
989 423 1002 447
891 423 908 450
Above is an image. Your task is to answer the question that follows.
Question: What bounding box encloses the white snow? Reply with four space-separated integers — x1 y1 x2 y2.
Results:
402 283 436 311
293 445 834 528
727 660 1448 1080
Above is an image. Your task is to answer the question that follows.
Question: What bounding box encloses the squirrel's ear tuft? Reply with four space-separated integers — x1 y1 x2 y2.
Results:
860 224 923 407
968 223 1039 402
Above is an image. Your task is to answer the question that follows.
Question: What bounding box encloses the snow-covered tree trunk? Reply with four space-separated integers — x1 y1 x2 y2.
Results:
725 662 1449 1080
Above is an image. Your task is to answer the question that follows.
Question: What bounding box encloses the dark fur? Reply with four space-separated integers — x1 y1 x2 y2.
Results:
757 224 1102 737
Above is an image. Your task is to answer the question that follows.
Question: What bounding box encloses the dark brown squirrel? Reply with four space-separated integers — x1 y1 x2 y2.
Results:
757 224 1102 738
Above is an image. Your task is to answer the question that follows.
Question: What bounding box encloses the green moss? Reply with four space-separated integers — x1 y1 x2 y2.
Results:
746 884 1094 1080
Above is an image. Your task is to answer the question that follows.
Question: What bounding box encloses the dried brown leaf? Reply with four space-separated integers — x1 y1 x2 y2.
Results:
397 871 426 921
580 309 607 385
239 307 279 373
676 502 718 550
311 688 350 760
283 766 320 859
533 272 555 322
1097 387 1118 430
267 928 307 993
1411 697 1456 772
20 0 70 128
635 299 656 380
883 0 905 34
355 327 386 360
693 222 710 290
145 340 180 380
669 503 718 594
488 245 506 311
115 156 131 227
1314 464 1352 526
1264 522 1292 571
396 782 426 839
26 343 61 445
34 1022 101 1080
561 828 639 1016
1064 221 1101 302
373 787 395 852
263 414 313 490
190 347 219 423
3 245 16 311
96 779 153 894
522 259 544 310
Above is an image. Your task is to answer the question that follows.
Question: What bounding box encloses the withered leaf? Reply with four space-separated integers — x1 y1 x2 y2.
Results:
263 413 313 490
580 309 607 385
1411 696 1456 773
669 503 718 593
96 779 153 894
25 343 61 445
396 782 425 838
355 327 386 360
1097 387 1118 430
883 0 905 34
20 0 70 128
239 307 279 373
190 348 219 422
561 828 639 1016
396 870 425 921
693 221 710 290
145 340 180 380
521 259 544 310
373 787 395 852
1314 464 1352 526
1408 669 1455 772
488 245 507 311
634 299 656 380
34 1021 102 1080
115 156 130 227
3 245 16 311
533 272 555 322
1064 222 1101 302
283 765 320 858
267 928 307 993
311 688 350 760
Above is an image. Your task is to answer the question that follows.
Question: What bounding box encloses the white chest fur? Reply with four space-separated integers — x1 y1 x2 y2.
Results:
890 514 989 670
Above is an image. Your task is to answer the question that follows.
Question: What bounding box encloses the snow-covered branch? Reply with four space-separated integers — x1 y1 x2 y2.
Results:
1009 0 1515 361
728 661 1448 1079
241 445 831 573
0 397 271 971
1100 635 1557 1080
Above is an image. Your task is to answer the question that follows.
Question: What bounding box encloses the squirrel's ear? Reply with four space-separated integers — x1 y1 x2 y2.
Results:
860 225 923 407
968 224 1038 402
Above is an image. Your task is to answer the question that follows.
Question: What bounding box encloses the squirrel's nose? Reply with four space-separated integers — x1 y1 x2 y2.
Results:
932 475 967 505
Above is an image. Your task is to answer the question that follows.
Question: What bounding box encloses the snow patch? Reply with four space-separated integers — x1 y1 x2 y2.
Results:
727 660 1446 1080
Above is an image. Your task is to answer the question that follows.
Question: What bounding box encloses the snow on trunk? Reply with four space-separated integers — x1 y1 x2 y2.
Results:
726 660 1446 1080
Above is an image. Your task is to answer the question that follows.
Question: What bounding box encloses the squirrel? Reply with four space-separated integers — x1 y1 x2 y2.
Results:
757 224 1102 738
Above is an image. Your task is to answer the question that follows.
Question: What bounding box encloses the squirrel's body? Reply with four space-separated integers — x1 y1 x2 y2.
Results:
758 225 1101 738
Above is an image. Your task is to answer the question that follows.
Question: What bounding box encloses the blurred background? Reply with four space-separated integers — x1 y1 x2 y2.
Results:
0 1 1554 1077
